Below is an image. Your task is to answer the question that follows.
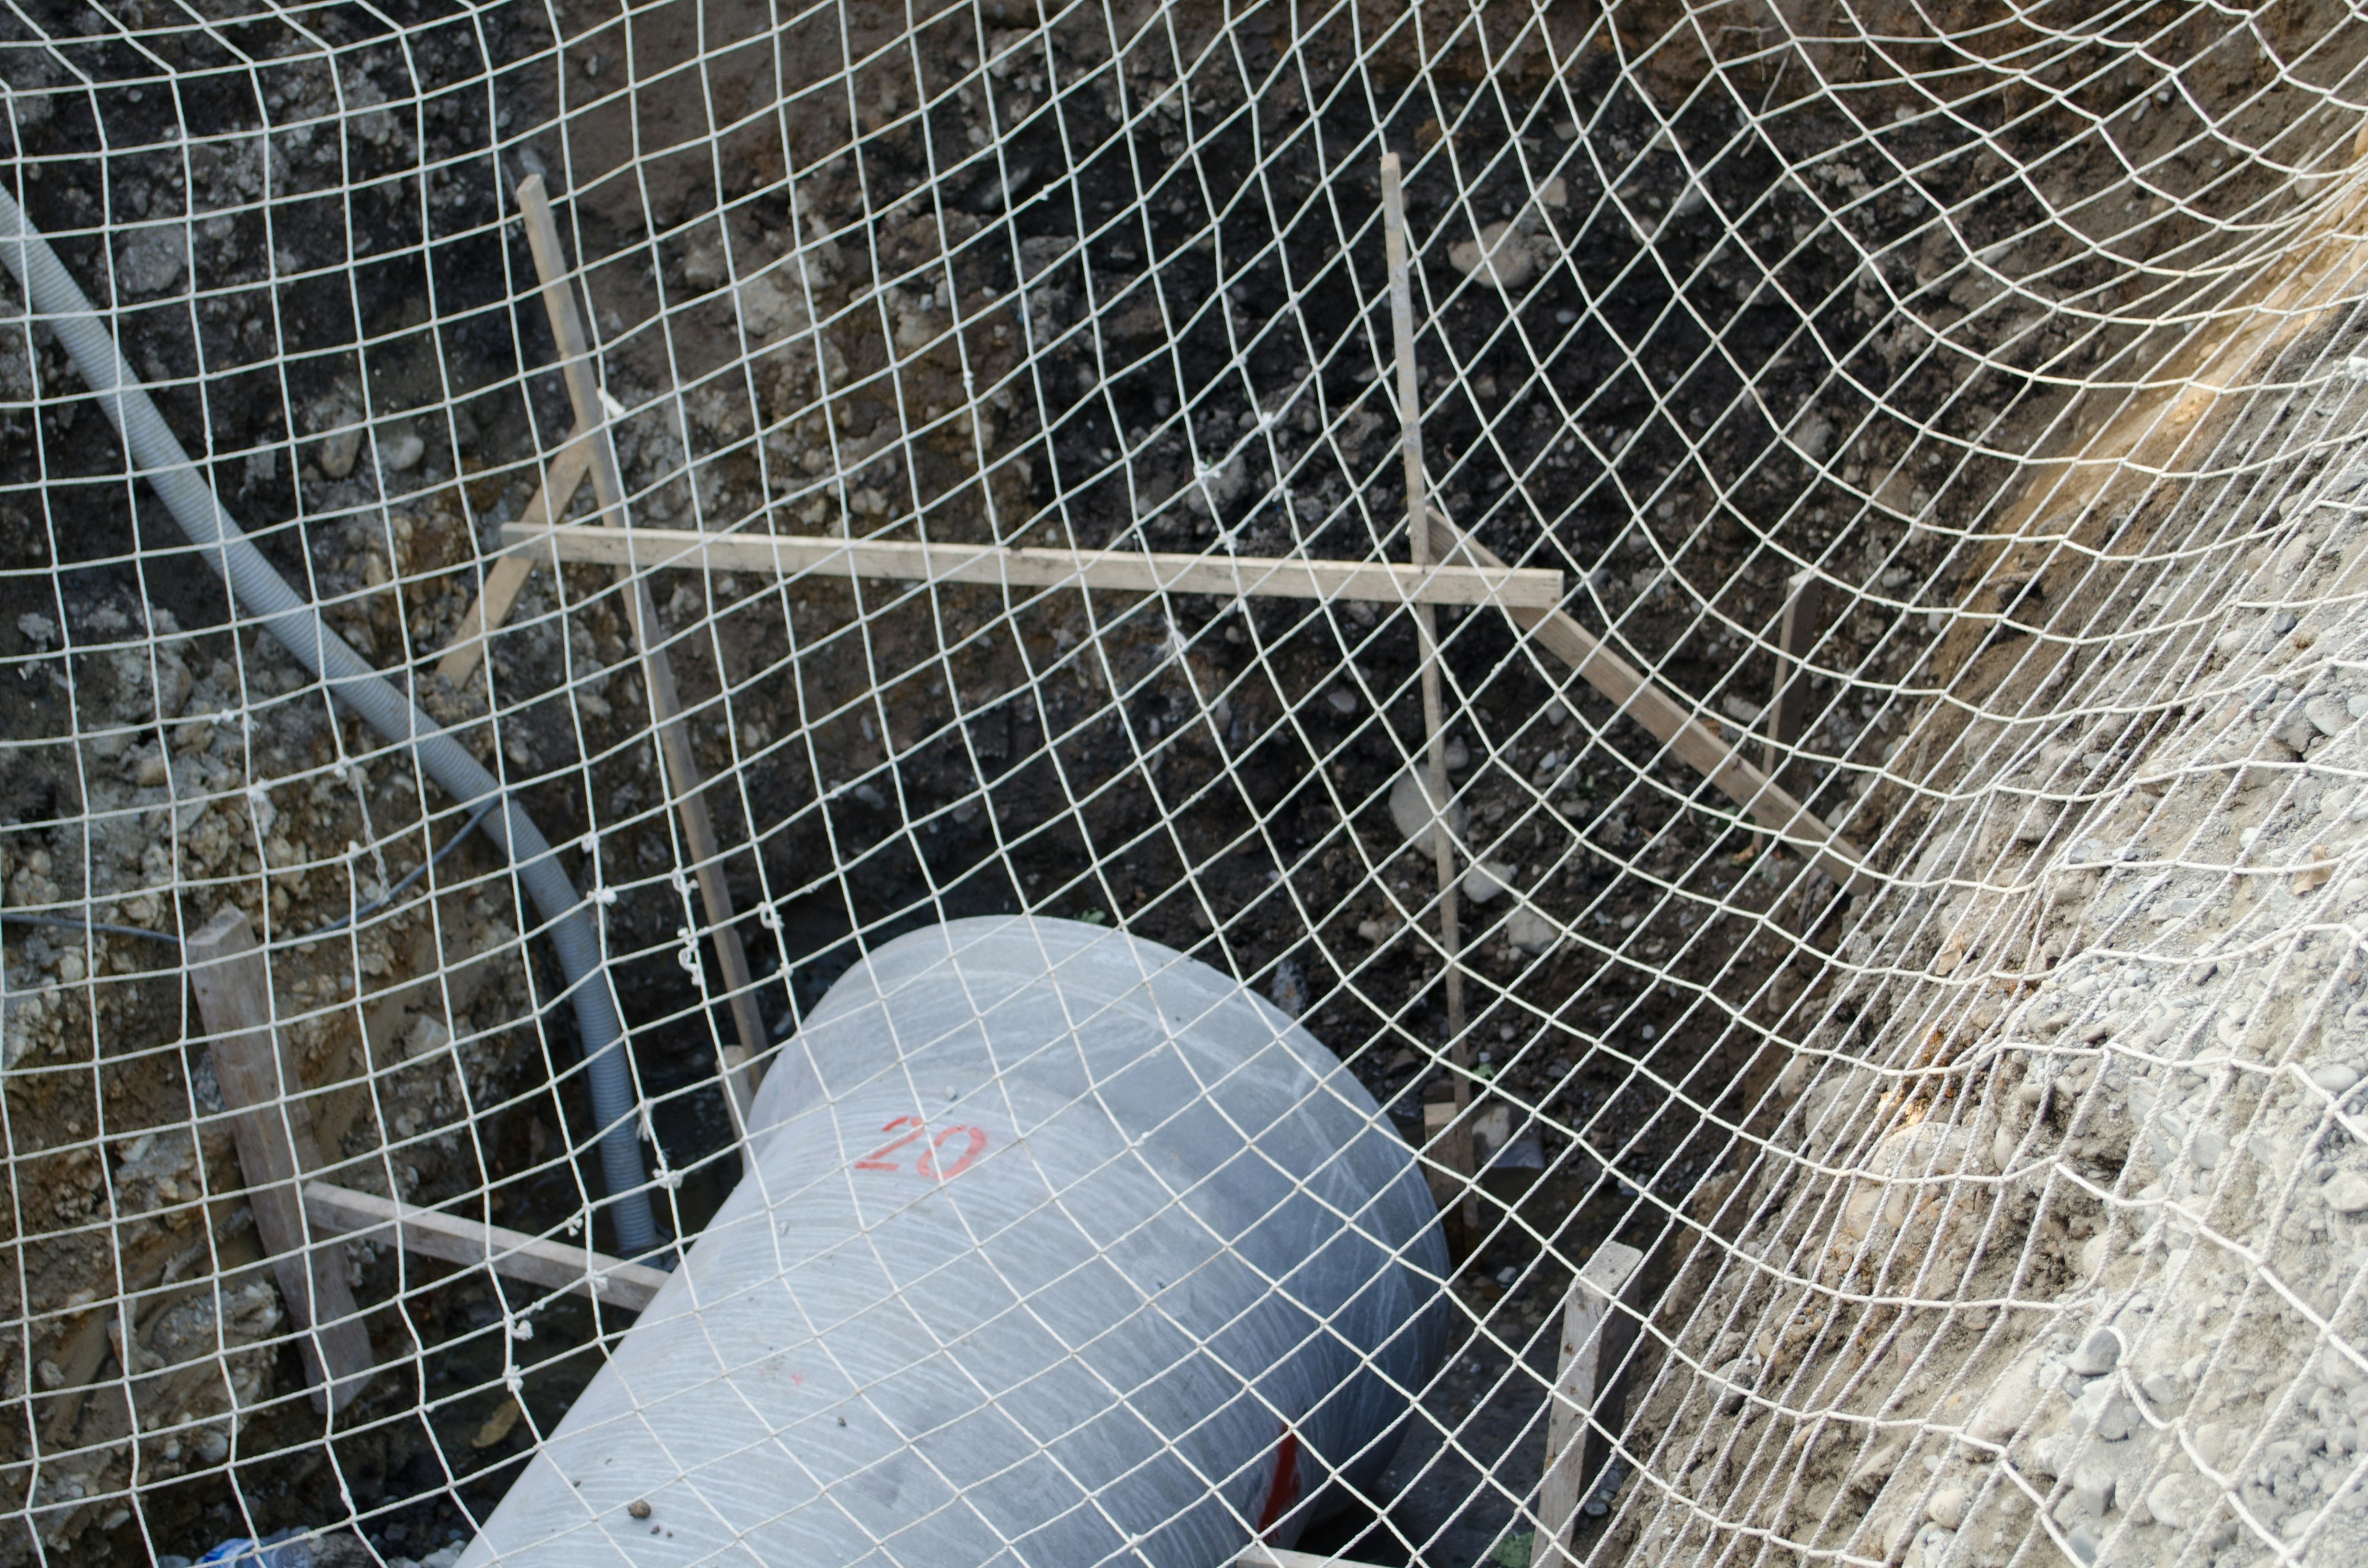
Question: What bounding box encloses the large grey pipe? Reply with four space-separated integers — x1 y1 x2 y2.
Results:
0 183 659 1254
462 916 1450 1566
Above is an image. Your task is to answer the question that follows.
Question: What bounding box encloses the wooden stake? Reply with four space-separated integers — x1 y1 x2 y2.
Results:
1535 1239 1647 1568
186 909 377 1416
514 176 767 1151
496 522 1564 609
435 429 596 686
1382 150 1476 1241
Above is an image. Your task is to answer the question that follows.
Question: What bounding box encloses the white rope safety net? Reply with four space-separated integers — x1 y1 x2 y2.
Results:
1 2 2366 1567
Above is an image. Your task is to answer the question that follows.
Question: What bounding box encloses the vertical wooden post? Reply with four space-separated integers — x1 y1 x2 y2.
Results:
514 176 767 1154
186 909 377 1416
1534 1239 1646 1567
1381 151 1476 1241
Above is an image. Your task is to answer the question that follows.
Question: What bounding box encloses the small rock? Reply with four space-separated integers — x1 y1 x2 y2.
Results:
1356 918 1392 944
2071 1466 2115 1517
2192 1130 2225 1170
2306 695 2352 736
117 224 189 295
379 430 427 473
2273 609 2300 635
2146 1472 2208 1530
405 1014 453 1061
2324 1169 2368 1213
1185 453 1248 516
1389 767 1466 847
1903 1523 1954 1568
2067 1328 2121 1377
1448 221 1536 291
1506 908 1557 954
627 1498 652 1520
316 424 361 479
1926 1484 1967 1530
1268 958 1309 1018
1462 863 1516 903
1442 736 1470 771
2194 1421 2235 1467
2309 1063 2361 1095
1712 1353 1761 1414
1841 1122 1982 1244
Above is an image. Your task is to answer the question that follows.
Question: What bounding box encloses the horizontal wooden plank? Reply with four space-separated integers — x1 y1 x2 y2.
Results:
302 1181 668 1311
498 522 1566 609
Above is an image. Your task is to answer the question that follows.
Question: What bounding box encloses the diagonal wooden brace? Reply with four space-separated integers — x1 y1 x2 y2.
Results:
435 429 597 686
1438 527 1869 895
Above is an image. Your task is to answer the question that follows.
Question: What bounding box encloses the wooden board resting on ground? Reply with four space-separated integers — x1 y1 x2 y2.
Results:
187 909 378 1416
498 521 1566 609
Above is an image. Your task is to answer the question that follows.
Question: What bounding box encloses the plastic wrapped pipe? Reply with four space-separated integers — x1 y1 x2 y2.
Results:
464 915 1450 1565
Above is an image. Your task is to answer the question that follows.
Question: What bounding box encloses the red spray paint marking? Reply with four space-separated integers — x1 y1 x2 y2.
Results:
918 1124 989 1180
1256 1426 1300 1535
855 1116 926 1170
854 1117 991 1178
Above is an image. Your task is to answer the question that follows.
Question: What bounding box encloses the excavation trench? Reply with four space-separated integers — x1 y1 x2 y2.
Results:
0 2 2343 1565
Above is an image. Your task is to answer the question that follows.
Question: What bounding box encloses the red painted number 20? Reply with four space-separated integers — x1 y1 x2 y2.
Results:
855 1116 989 1180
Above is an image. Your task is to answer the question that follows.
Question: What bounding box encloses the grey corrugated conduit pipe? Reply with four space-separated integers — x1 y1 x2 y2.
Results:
0 182 660 1255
